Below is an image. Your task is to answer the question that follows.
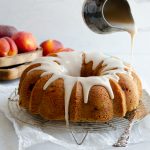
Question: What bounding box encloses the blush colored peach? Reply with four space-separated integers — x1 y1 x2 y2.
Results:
4 37 18 56
59 48 74 52
0 38 10 57
40 40 64 56
12 31 37 53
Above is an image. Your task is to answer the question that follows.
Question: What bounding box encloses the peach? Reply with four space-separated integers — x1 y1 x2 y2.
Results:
48 48 75 56
4 37 18 56
0 38 10 57
12 31 37 53
40 40 64 56
59 48 74 52
0 25 18 38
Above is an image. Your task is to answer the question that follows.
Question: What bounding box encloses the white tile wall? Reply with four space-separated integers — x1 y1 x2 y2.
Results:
0 0 150 56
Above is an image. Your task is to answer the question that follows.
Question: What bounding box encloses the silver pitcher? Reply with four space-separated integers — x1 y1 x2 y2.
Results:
82 0 136 34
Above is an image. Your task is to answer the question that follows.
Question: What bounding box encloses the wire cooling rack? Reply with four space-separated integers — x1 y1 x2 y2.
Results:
8 89 149 146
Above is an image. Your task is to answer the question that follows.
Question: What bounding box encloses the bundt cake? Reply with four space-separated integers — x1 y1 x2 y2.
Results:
18 51 142 125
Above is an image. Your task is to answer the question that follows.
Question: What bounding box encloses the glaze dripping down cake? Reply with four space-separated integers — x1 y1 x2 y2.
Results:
18 51 142 125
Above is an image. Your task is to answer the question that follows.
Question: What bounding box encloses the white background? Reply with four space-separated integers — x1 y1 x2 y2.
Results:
0 0 150 55
0 0 150 150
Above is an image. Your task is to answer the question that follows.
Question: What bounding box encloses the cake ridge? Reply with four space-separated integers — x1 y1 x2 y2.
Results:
24 51 134 124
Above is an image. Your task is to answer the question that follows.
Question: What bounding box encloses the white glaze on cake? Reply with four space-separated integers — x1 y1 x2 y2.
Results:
85 51 105 70
29 51 131 125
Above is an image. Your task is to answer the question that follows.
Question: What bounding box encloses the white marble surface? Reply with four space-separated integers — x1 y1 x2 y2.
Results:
0 0 150 149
